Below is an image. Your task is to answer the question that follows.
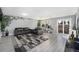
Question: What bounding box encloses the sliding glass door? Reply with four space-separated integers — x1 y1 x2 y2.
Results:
58 20 70 34
64 21 69 34
58 21 63 33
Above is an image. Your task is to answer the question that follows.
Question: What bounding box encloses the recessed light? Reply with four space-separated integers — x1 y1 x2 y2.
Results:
22 13 28 17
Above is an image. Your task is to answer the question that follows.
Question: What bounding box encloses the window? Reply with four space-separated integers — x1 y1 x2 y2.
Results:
58 20 63 33
58 20 70 34
64 21 69 34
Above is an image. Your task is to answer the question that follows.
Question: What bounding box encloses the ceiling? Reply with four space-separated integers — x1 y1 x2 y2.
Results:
1 7 78 19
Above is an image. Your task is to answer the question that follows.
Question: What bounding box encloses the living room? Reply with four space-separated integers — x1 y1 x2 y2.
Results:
0 7 78 52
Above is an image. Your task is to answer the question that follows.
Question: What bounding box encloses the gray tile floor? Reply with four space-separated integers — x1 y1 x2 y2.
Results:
0 36 15 52
0 33 67 52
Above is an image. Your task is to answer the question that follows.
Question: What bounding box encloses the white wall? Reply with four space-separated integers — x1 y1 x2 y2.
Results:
5 19 38 35
46 15 76 34
1 7 77 36
5 15 76 36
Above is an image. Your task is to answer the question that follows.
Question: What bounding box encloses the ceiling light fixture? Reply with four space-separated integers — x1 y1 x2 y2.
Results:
22 13 28 17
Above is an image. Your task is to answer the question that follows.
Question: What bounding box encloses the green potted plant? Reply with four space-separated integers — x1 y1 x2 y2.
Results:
1 19 6 37
37 20 41 28
1 16 10 37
